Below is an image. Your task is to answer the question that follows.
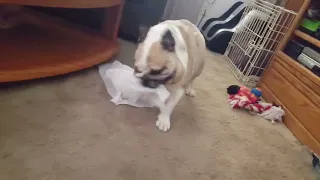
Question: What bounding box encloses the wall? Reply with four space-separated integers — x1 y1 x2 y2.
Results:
196 0 248 27
163 0 281 27
163 0 248 26
162 0 205 24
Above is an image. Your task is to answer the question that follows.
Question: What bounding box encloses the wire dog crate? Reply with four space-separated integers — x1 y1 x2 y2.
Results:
224 0 297 87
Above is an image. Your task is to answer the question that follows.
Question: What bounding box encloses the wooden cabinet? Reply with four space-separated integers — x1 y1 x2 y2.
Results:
259 0 320 155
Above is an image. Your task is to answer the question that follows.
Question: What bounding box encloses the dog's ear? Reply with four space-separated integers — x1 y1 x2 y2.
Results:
161 30 175 52
138 25 150 43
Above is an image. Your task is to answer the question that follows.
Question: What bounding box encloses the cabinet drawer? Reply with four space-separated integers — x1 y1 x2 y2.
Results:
260 82 320 156
262 63 320 140
273 58 320 107
276 53 320 97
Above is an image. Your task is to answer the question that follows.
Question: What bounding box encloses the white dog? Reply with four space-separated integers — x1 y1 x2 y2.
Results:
134 19 206 131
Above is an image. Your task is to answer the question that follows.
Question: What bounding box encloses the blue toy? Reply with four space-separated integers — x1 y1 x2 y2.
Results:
251 88 262 98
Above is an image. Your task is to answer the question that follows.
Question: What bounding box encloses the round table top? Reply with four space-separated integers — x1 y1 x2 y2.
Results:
0 0 122 8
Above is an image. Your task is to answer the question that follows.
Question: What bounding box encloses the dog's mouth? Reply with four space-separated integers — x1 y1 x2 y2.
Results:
140 71 176 89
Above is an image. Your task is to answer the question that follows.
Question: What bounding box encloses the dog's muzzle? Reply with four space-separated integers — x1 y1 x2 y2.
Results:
140 71 176 89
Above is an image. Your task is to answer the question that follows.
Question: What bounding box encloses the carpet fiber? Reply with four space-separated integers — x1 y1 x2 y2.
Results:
0 40 316 180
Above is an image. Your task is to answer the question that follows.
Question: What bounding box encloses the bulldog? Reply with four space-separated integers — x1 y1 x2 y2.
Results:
134 19 206 131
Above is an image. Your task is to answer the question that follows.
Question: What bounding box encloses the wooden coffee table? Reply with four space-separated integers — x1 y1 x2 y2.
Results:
0 0 123 82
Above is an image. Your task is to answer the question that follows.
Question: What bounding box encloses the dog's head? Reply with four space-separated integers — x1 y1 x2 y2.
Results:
134 23 179 88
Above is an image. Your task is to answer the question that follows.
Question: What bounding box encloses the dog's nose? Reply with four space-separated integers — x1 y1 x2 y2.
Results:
142 79 159 89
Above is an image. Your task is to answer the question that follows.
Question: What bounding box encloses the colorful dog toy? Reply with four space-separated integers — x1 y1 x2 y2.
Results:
227 85 285 123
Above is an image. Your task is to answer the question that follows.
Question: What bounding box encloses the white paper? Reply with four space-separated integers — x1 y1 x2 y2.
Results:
98 60 170 108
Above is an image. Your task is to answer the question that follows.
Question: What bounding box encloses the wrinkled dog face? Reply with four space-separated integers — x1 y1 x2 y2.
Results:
134 24 177 88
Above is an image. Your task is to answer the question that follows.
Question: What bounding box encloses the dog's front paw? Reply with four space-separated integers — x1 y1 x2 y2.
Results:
156 115 170 132
186 88 196 97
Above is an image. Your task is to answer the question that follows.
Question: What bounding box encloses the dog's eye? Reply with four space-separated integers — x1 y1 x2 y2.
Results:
149 67 166 75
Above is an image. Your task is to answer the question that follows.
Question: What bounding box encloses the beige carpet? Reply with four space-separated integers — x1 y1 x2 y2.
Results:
0 40 316 180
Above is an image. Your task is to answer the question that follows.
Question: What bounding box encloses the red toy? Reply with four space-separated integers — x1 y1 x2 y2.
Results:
230 86 260 103
227 85 270 113
226 85 285 123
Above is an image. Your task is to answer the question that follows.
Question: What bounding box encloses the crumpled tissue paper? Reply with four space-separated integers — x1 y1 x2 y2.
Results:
98 60 170 108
